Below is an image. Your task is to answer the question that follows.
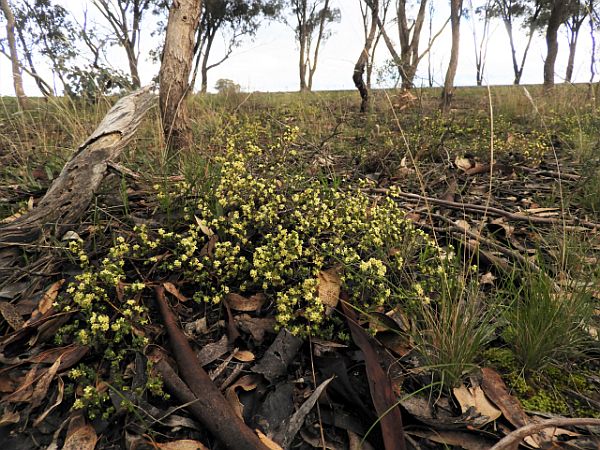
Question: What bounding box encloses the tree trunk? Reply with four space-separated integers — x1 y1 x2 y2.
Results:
298 1 308 91
441 0 462 111
565 30 579 83
307 0 330 90
544 0 569 89
125 43 141 89
199 31 216 94
1 0 27 110
159 0 203 153
353 0 379 112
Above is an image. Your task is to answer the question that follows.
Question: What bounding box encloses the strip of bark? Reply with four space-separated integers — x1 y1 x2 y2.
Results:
340 294 406 450
490 418 600 450
154 285 269 450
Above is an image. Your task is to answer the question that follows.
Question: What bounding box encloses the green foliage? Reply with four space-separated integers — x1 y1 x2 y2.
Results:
215 78 241 94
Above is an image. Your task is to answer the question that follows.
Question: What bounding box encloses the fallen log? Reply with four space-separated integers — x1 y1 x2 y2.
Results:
0 86 156 248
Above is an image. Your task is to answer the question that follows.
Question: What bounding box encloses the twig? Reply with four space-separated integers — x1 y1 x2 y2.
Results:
427 211 540 272
154 285 269 450
368 188 600 230
490 417 600 450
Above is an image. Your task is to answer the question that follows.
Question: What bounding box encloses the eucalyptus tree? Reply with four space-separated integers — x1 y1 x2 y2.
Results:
0 0 27 107
354 0 378 112
487 0 545 84
470 0 493 86
289 0 340 91
358 0 391 88
193 0 282 93
543 0 575 88
159 0 202 152
564 0 593 82
376 0 449 90
441 0 463 111
93 0 165 89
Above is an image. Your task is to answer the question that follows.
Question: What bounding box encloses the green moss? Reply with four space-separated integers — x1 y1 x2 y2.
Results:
483 348 599 417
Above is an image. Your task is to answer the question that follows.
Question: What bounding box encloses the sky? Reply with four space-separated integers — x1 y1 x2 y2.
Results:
0 1 597 96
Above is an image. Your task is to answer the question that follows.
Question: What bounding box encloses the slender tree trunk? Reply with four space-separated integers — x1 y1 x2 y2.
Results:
544 0 569 89
353 0 379 112
307 0 330 90
565 29 579 83
515 22 538 84
125 43 141 89
14 27 53 97
199 31 216 94
159 0 202 154
298 1 308 91
1 0 27 109
441 0 462 111
503 20 521 84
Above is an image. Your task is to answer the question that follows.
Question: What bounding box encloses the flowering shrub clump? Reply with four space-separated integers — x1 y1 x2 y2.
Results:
139 137 446 335
56 128 451 416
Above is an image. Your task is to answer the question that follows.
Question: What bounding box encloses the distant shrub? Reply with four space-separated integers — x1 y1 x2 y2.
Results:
214 78 241 95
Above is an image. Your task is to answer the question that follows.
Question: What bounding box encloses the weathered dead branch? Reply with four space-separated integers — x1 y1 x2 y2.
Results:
0 86 156 248
154 285 270 450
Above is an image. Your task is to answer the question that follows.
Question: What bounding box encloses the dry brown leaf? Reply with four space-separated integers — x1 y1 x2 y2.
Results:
225 374 258 418
347 430 376 450
455 219 471 231
157 439 209 450
31 356 63 408
0 409 19 426
62 420 97 450
453 384 502 426
163 282 189 302
184 317 208 336
481 367 529 429
195 216 215 237
33 377 65 427
408 429 494 450
3 365 41 403
235 314 276 342
455 156 473 172
233 349 256 362
256 430 284 450
225 292 266 312
37 279 65 316
317 268 341 310
465 162 490 176
0 301 24 330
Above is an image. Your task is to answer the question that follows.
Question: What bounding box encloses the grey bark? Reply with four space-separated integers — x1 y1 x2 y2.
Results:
544 0 571 88
159 0 203 153
354 0 379 112
0 0 27 109
441 0 463 111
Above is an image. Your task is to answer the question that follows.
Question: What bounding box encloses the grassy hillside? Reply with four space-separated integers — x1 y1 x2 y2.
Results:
0 84 599 448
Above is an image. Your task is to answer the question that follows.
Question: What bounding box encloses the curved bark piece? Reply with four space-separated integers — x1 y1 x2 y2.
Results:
490 418 600 450
154 285 269 450
0 86 156 247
